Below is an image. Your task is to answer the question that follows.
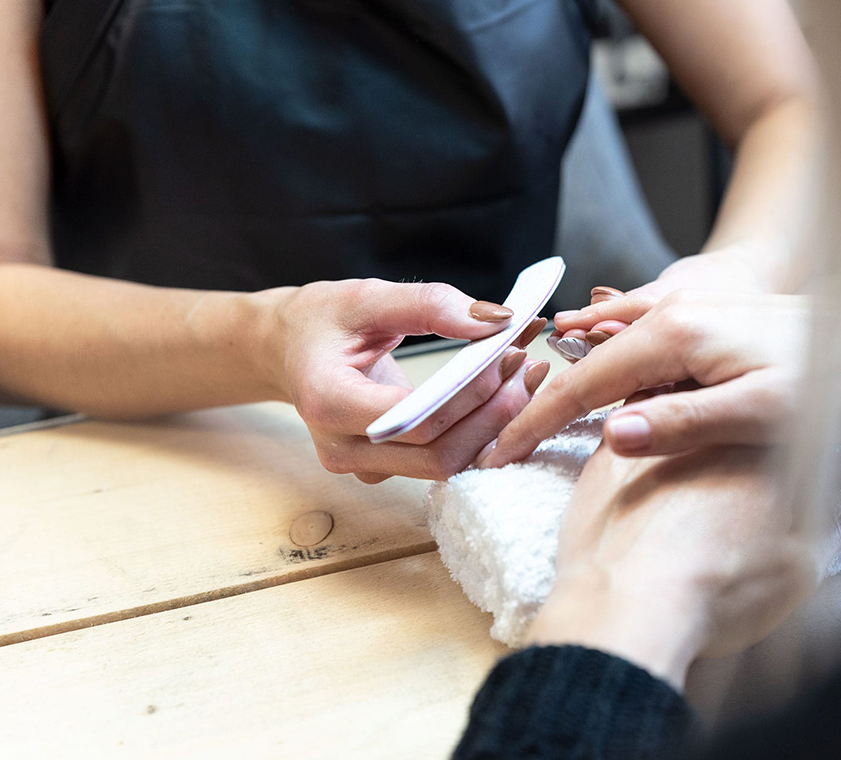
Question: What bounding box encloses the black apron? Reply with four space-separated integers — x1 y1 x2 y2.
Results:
41 0 593 303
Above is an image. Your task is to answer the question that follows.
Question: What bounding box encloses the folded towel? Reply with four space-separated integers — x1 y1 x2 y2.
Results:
428 414 841 648
426 413 606 647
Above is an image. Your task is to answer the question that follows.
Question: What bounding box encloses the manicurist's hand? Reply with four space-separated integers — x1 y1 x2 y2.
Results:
479 291 809 468
525 443 831 690
257 278 549 483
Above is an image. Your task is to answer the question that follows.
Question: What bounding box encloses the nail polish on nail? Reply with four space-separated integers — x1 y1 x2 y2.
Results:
585 330 611 346
518 317 548 347
499 348 527 382
524 360 551 395
608 414 652 451
553 337 591 362
469 301 514 322
590 286 625 304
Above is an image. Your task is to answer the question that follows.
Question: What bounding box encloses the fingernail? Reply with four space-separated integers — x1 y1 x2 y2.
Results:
585 330 612 346
552 337 591 362
469 301 514 322
475 438 498 469
591 286 625 304
499 348 527 381
518 317 548 347
524 360 551 395
608 414 651 451
554 309 579 320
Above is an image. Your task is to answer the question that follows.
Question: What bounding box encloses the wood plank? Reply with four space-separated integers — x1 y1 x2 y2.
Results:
0 402 432 645
0 553 509 759
0 338 564 645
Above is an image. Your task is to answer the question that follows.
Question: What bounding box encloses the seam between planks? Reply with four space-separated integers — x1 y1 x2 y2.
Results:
0 541 438 648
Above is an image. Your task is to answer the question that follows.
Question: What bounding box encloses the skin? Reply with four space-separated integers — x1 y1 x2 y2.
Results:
524 443 830 691
0 0 819 481
480 291 813 468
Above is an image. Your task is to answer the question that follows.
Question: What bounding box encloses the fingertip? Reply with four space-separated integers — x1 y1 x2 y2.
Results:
355 472 391 485
514 317 548 349
589 320 630 336
468 300 515 323
524 359 551 395
590 286 626 304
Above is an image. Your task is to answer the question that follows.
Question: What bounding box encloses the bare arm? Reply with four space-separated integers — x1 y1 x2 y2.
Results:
617 0 819 292
0 4 274 413
0 1 548 481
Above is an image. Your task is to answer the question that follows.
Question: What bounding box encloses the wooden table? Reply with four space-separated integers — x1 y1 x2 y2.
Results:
4 336 841 758
0 339 568 758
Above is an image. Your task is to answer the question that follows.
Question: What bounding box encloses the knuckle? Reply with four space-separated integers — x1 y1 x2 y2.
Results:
661 289 701 308
355 278 384 302
296 389 330 428
663 395 705 442
410 415 449 445
469 369 500 403
494 394 526 429
656 299 704 344
415 282 453 322
425 445 463 481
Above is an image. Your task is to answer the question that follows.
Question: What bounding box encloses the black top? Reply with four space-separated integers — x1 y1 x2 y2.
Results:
454 645 699 759
41 0 595 302
454 644 841 760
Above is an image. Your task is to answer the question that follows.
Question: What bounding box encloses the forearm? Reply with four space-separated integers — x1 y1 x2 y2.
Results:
651 93 820 298
0 263 283 417
697 95 821 292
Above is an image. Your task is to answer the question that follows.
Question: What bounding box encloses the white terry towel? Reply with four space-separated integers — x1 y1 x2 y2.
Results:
427 413 841 648
426 413 606 647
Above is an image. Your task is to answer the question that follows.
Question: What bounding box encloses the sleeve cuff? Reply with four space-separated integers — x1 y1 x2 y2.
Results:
453 644 700 759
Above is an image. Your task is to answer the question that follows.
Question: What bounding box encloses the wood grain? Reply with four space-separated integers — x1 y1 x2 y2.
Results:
0 553 509 759
0 339 564 645
0 402 432 645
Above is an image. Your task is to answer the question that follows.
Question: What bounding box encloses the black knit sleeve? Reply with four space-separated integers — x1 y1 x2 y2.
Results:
453 645 700 760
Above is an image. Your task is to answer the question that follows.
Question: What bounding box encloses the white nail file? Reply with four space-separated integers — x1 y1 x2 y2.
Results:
366 256 566 443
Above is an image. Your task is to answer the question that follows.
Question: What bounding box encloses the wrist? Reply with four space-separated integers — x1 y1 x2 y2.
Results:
243 286 299 403
186 289 289 404
525 569 708 692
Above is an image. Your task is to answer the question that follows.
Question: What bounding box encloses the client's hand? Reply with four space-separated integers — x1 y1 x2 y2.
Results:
525 444 826 690
255 279 549 483
552 247 768 356
479 291 808 468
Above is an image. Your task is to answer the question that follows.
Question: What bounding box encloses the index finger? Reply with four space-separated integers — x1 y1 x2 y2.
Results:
554 293 659 333
478 321 695 468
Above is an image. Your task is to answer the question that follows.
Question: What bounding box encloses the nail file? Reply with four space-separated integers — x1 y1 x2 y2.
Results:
366 256 566 443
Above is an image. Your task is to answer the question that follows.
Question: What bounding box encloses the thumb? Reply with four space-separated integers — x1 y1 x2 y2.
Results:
604 373 789 457
358 281 513 340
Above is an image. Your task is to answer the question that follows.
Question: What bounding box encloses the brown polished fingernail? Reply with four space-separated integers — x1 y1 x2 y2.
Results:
469 301 514 322
590 286 625 304
517 317 548 347
524 360 551 395
585 330 612 346
499 348 527 381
